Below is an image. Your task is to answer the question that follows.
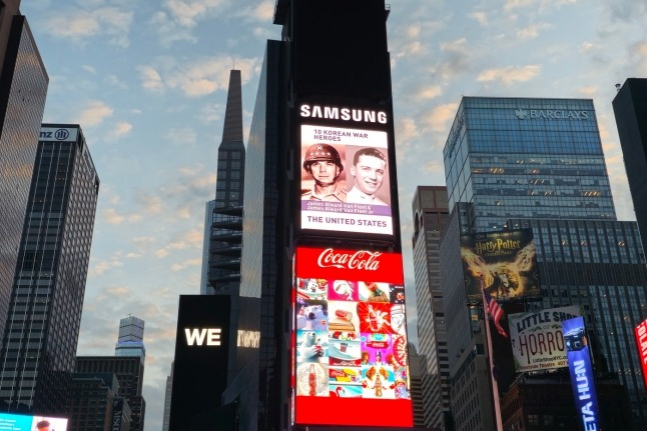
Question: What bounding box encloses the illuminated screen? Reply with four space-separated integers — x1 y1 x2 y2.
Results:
0 413 68 431
300 124 393 236
460 229 540 301
635 319 647 391
293 247 412 427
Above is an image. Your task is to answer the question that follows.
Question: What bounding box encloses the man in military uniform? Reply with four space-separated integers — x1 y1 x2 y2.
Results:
302 143 347 202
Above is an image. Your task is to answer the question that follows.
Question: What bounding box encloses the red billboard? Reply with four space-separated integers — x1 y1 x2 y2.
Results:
293 246 412 427
635 319 647 390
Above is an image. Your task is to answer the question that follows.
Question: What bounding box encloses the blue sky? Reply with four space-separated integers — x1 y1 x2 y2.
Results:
21 0 645 429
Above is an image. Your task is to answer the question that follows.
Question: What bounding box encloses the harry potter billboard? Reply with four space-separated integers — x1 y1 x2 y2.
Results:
460 229 540 302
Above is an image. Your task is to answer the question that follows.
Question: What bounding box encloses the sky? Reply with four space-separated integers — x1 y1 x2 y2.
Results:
19 0 647 429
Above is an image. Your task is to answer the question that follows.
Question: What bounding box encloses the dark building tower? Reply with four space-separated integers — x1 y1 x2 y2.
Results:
613 78 647 255
207 69 246 295
0 125 98 415
0 1 49 339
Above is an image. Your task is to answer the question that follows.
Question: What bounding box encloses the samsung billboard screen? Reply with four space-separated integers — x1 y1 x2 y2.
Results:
292 247 412 428
0 413 68 430
299 102 395 238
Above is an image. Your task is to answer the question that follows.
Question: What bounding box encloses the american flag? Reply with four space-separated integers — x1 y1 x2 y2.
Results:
483 289 507 338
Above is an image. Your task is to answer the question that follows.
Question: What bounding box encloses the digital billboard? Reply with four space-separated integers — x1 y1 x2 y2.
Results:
562 316 601 430
508 305 581 372
0 413 68 431
460 229 540 301
300 123 393 236
634 318 647 391
293 247 412 428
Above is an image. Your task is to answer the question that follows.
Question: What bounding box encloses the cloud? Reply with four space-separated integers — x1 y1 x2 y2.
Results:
137 66 165 93
165 128 197 145
163 0 227 27
477 65 540 86
137 194 164 214
154 229 203 259
42 7 133 48
516 22 551 39
199 103 224 123
434 38 471 81
104 74 128 89
102 208 143 225
470 12 488 25
238 0 274 22
75 100 114 126
106 286 131 297
82 65 96 74
423 103 459 133
170 258 202 272
108 121 133 139
89 255 124 277
150 11 197 46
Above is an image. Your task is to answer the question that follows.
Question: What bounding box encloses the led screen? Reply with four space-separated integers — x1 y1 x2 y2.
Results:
508 305 581 372
0 413 68 431
293 247 412 428
300 124 393 236
635 318 647 391
460 229 540 301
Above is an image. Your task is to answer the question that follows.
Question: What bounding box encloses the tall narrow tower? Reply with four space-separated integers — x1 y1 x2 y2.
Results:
207 69 246 295
0 125 99 415
115 315 146 360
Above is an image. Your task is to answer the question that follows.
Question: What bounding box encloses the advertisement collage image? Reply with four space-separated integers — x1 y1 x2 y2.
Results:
294 276 410 402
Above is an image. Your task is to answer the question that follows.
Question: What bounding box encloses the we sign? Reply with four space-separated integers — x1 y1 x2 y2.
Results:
185 328 222 346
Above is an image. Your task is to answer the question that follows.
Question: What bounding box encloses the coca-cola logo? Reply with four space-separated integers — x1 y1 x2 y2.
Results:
317 248 382 271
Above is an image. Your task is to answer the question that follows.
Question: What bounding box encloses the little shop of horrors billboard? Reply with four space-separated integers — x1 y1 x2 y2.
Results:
508 305 581 372
298 102 395 237
460 229 540 302
292 247 412 428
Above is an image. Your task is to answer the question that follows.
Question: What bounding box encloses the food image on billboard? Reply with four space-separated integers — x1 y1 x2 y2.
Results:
634 318 647 391
300 125 393 236
508 305 581 372
293 247 412 428
460 229 540 301
0 413 68 431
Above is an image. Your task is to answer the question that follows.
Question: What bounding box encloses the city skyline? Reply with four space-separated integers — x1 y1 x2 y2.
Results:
18 1 646 429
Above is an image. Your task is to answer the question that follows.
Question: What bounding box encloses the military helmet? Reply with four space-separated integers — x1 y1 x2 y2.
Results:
303 144 343 172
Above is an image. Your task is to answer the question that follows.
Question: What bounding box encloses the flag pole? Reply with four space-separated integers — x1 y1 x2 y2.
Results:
481 275 504 431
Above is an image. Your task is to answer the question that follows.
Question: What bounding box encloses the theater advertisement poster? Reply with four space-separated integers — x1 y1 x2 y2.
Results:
634 318 647 391
292 247 412 428
508 305 581 372
562 316 601 430
460 229 540 301
300 124 393 236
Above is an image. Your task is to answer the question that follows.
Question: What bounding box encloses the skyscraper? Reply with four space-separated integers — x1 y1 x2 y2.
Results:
207 69 245 295
0 124 99 415
0 1 49 340
612 78 647 254
411 186 450 429
114 315 145 360
441 96 647 429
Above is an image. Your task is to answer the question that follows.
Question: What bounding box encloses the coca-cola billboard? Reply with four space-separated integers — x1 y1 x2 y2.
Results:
292 246 413 427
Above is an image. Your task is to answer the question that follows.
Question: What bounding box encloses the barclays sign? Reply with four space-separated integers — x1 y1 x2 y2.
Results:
515 108 589 120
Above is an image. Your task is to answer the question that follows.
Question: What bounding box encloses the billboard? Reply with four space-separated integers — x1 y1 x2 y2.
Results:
0 413 68 431
293 247 412 428
562 316 601 430
508 306 581 372
634 318 647 391
300 123 393 236
460 229 540 301
169 295 232 430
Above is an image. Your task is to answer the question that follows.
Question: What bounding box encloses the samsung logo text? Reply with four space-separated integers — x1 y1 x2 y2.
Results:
300 104 388 124
185 328 222 346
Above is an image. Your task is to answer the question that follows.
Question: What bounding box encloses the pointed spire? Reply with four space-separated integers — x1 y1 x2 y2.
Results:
221 69 243 143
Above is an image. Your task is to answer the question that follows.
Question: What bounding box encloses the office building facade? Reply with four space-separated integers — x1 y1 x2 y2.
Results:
66 373 131 431
411 186 450 429
0 3 48 340
612 78 647 255
114 315 145 359
442 97 647 429
0 125 98 415
75 356 145 431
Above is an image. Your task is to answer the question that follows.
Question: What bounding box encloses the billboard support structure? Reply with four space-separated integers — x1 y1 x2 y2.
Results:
481 278 504 431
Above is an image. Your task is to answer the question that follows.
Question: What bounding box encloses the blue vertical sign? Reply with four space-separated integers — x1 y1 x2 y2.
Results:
562 316 601 431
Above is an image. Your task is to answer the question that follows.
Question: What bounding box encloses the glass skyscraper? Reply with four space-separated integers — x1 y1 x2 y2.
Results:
443 97 647 429
0 125 99 415
115 315 146 360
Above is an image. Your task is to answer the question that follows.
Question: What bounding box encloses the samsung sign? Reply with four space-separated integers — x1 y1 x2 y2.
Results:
300 104 388 124
515 108 589 120
40 127 78 142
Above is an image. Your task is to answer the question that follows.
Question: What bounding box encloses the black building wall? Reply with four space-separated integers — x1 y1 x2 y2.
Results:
613 78 647 256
